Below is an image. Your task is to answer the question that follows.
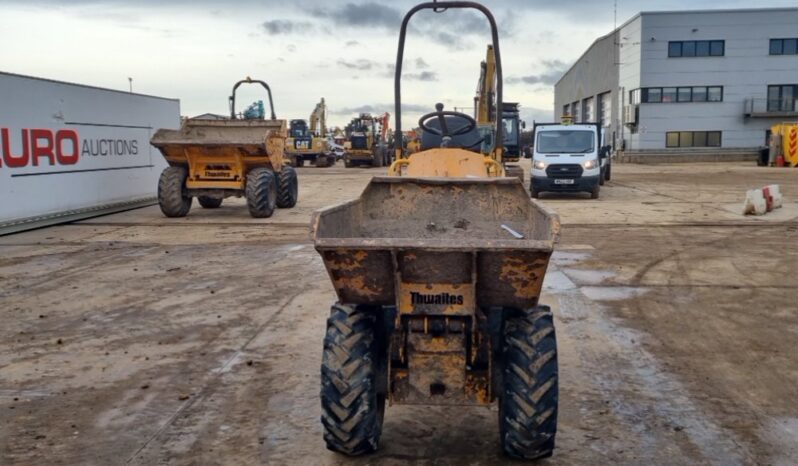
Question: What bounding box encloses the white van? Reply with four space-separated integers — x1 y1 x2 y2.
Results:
528 122 608 199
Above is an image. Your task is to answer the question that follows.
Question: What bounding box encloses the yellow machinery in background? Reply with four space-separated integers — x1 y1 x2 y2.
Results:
286 98 333 167
312 1 561 461
764 122 798 167
343 112 392 168
474 45 525 181
150 77 298 218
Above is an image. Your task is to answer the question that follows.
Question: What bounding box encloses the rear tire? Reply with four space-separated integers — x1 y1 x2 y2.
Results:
245 167 277 218
158 166 191 218
590 183 600 199
605 162 612 181
321 303 384 456
198 196 222 209
500 306 558 460
276 166 299 208
599 168 606 186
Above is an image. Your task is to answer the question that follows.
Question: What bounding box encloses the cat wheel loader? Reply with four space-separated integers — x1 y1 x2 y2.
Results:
311 2 560 460
286 98 334 168
150 77 298 218
343 112 391 168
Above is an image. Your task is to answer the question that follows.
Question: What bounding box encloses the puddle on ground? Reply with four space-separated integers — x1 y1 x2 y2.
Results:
551 251 590 266
542 271 577 291
580 286 649 301
562 268 616 285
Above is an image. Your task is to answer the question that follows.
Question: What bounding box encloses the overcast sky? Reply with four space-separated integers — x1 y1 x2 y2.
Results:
1 0 795 127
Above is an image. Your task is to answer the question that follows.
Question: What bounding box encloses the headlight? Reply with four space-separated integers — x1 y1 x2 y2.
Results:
584 159 597 169
533 160 546 170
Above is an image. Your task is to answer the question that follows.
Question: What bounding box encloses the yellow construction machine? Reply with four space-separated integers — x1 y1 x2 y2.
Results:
286 98 334 167
760 122 798 167
312 1 560 460
150 77 298 218
475 44 525 181
343 112 391 168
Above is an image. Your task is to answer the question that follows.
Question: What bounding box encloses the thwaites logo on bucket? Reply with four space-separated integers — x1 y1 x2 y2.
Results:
399 283 474 315
0 127 142 170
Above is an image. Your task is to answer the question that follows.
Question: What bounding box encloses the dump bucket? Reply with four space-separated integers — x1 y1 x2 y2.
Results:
311 177 560 310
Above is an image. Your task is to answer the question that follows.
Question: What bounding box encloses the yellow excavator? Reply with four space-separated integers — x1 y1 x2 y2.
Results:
475 44 525 181
285 98 333 167
312 1 560 461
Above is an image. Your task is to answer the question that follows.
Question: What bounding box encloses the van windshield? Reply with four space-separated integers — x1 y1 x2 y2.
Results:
536 130 595 153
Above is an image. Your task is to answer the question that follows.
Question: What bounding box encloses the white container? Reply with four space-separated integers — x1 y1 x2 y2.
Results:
0 71 180 234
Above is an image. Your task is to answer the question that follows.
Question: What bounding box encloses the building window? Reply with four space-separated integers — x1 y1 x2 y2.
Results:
767 84 797 112
629 89 641 105
597 91 611 127
571 101 579 122
563 104 570 116
770 38 798 55
639 86 722 103
668 40 725 57
665 131 722 148
582 97 594 123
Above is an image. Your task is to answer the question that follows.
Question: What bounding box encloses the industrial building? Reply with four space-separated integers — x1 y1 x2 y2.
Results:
554 7 798 159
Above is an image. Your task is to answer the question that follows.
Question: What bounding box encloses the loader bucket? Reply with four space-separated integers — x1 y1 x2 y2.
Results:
311 177 560 310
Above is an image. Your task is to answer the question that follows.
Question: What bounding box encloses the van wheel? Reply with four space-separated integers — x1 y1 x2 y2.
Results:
530 186 539 199
590 183 600 199
605 163 612 181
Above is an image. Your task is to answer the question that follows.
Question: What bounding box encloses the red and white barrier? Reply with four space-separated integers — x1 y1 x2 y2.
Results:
743 184 783 215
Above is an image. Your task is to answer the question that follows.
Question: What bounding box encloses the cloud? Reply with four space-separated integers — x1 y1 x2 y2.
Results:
403 71 438 81
522 107 554 124
311 2 401 28
336 58 378 70
332 102 429 115
345 40 360 47
507 59 570 86
415 57 429 69
261 19 313 35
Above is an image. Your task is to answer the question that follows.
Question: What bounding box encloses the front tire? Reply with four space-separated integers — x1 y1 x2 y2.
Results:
321 303 384 456
590 183 600 199
198 196 222 209
276 166 299 208
157 166 191 218
500 306 558 460
245 167 277 218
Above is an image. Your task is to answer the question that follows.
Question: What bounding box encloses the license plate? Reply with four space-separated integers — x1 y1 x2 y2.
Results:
554 178 575 185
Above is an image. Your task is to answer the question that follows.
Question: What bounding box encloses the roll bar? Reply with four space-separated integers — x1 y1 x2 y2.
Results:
229 77 276 120
394 2 503 156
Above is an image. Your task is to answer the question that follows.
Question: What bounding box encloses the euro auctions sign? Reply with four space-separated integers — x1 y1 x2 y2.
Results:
0 72 180 233
0 128 140 169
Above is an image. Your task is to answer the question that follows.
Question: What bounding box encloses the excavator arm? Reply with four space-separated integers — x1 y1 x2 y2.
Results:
475 45 496 125
309 98 327 137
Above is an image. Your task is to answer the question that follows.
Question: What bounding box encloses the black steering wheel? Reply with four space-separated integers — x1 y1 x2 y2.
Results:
419 103 477 139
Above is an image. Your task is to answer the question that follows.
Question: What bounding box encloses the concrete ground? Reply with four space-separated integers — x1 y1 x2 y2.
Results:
1 160 797 465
